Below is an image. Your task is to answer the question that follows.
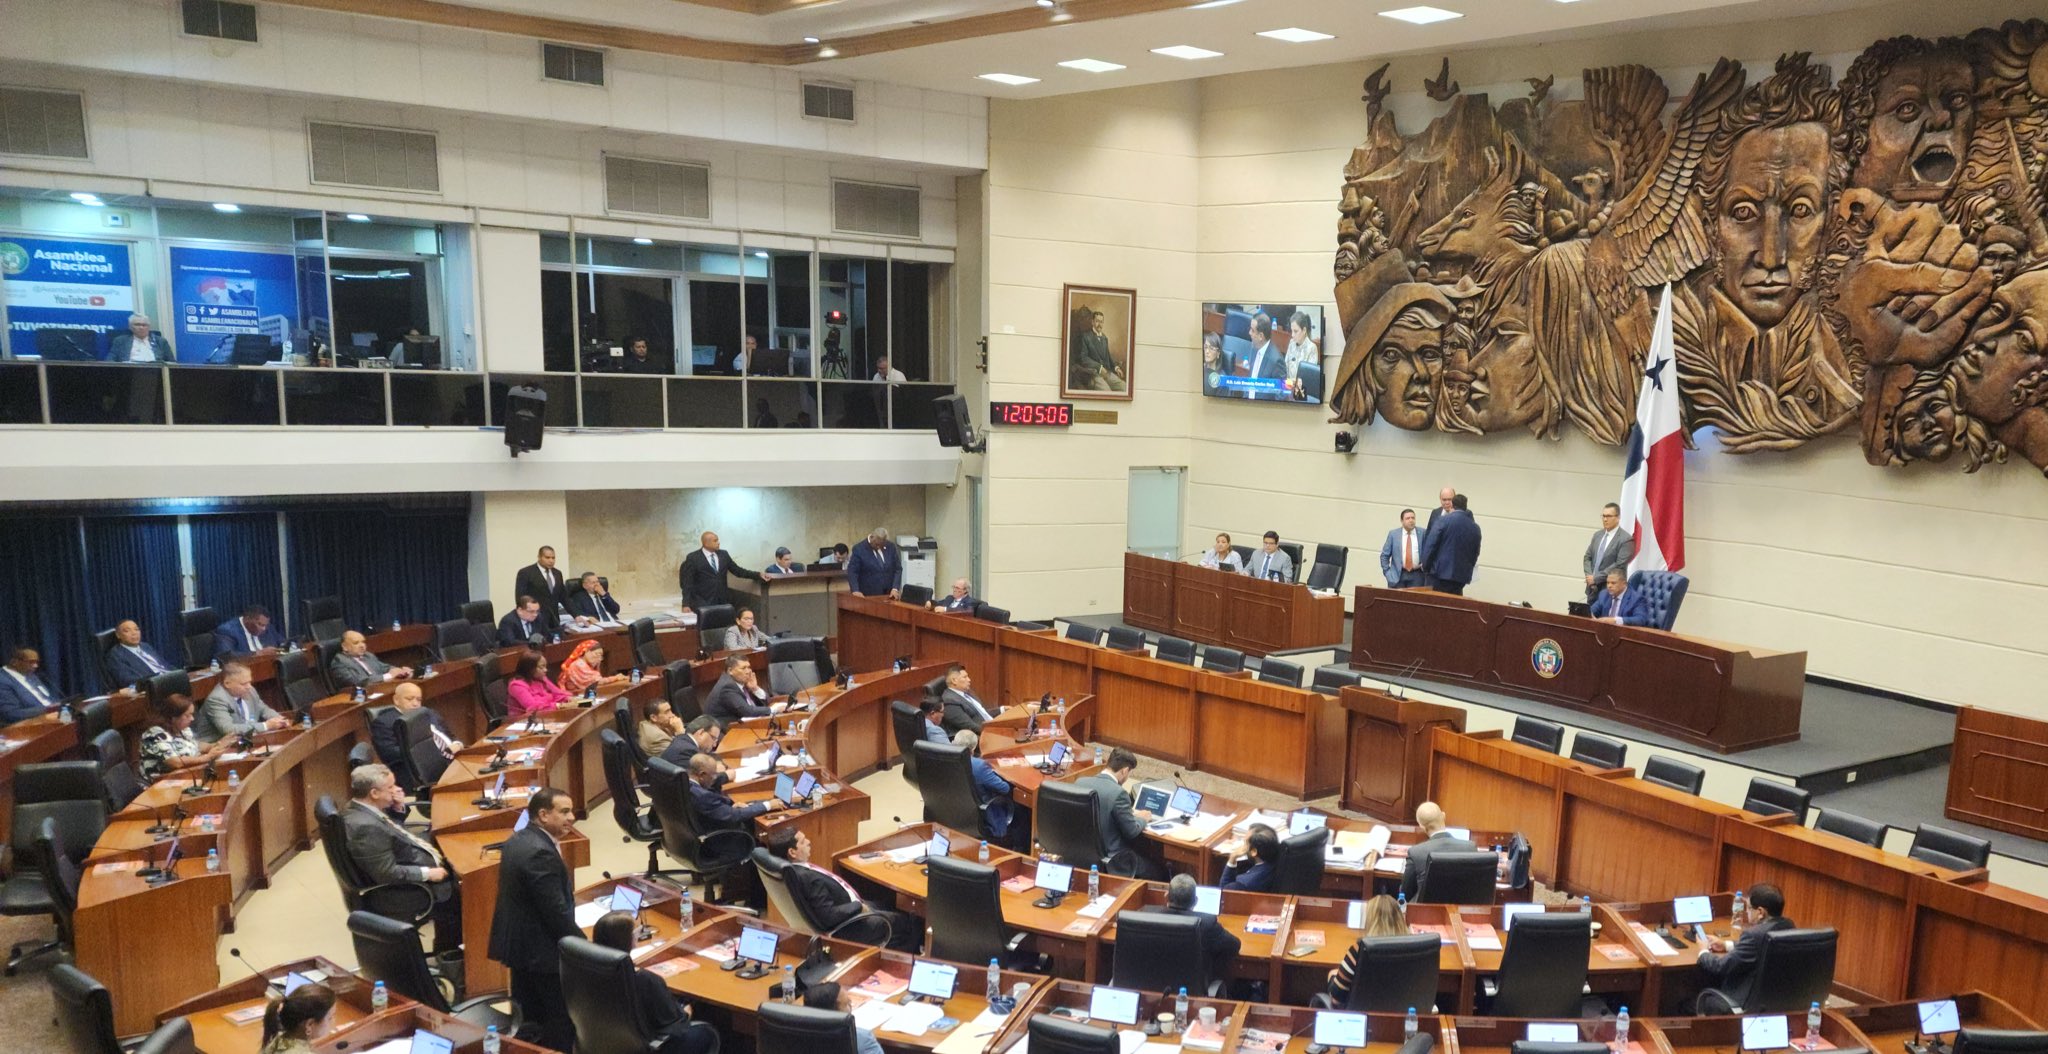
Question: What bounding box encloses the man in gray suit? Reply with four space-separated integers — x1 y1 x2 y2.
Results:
194 661 288 743
1245 530 1294 582
1582 502 1634 604
107 314 172 362
343 763 462 956
1074 748 1164 879
1400 800 1478 901
329 630 413 690
1379 509 1428 588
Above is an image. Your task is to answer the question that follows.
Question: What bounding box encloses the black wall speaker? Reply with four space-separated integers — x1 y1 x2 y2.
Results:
504 385 547 456
933 394 972 448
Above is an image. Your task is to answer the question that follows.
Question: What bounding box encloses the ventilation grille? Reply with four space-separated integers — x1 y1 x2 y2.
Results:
604 155 711 220
803 82 856 122
182 0 257 42
542 43 605 86
0 87 88 159
308 121 440 192
833 179 920 239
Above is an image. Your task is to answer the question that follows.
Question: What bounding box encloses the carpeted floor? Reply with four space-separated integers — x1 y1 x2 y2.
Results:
0 913 69 1051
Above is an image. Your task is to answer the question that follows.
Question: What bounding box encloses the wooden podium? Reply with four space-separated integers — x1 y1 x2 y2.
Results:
1337 686 1465 822
1947 706 2048 840
731 567 848 639
1123 552 1345 656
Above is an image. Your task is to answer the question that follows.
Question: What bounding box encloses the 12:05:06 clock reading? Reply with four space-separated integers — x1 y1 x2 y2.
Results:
990 401 1073 426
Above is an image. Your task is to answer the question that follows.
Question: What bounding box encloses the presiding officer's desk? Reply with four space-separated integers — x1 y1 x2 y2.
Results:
1122 552 1347 656
1349 585 1806 753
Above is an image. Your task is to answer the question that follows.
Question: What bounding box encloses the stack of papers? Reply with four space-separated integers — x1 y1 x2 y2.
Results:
1629 922 1680 957
1464 923 1502 951
1155 813 1231 842
1075 895 1118 919
852 970 910 1002
1234 810 1288 833
857 1000 946 1036
933 1010 1009 1054
573 901 611 928
883 845 925 865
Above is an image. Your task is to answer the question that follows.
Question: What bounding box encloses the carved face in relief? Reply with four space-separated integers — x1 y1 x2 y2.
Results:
1368 309 1447 430
1711 122 1832 329
1956 272 2048 426
1851 51 1976 202
1893 386 1958 462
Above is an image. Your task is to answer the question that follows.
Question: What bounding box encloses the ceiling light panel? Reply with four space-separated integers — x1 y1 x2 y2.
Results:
1257 28 1335 43
1151 45 1223 60
1379 6 1464 24
1058 58 1126 73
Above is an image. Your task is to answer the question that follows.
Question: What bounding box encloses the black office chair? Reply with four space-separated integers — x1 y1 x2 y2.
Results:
71 697 111 746
312 795 434 926
49 963 122 1054
627 614 657 653
1486 911 1591 1017
477 662 509 729
1256 658 1304 687
900 584 933 606
34 818 82 962
1064 622 1106 645
926 856 1030 966
3 762 106 974
1643 755 1705 796
1510 716 1565 754
433 619 478 662
1314 934 1442 1011
1742 777 1813 825
400 707 454 791
1270 826 1329 895
1202 646 1245 673
1035 781 1112 870
663 659 702 723
1954 1031 2048 1054
1231 544 1255 568
1414 851 1498 904
90 627 123 692
1104 626 1146 650
767 636 829 696
1567 731 1626 769
600 729 670 878
91 729 142 812
134 1018 198 1054
697 605 737 655
1306 543 1349 592
1030 1014 1122 1054
460 599 495 627
751 847 895 946
1111 910 1222 996
1909 823 1993 871
922 674 948 709
561 935 677 1054
278 648 325 712
146 669 191 708
1813 809 1888 848
912 741 992 839
349 911 517 1030
972 603 1010 625
1312 668 1365 695
1706 927 1837 1013
644 757 753 902
890 701 928 786
303 596 347 644
1154 636 1196 665
611 699 651 776
313 637 343 695
349 742 376 769
179 606 220 668
758 1001 861 1054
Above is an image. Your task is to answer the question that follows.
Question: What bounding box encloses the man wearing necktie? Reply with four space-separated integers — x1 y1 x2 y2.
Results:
1589 568 1652 627
1581 503 1635 604
1246 530 1295 583
330 630 413 690
514 546 569 633
107 620 174 685
497 597 546 647
211 605 284 661
677 530 764 612
764 826 923 950
1379 509 1429 589
489 788 582 1050
0 648 59 724
938 664 995 736
342 763 464 956
194 661 288 743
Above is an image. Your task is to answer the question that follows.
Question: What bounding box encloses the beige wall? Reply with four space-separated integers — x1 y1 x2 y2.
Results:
474 490 570 618
982 0 2048 715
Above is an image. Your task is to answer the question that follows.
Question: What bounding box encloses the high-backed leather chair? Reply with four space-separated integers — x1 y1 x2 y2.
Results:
560 935 670 1054
1313 933 1441 1012
49 963 122 1054
302 596 347 644
134 1018 197 1054
912 741 989 838
1954 1031 2048 1054
1742 778 1812 825
1312 668 1365 694
400 707 453 789
1627 570 1689 630
644 757 752 900
312 796 433 926
348 910 517 1030
433 619 477 663
757 1001 860 1054
890 701 928 787
767 636 829 696
1813 809 1887 848
1202 646 1245 673
601 729 668 878
1111 910 1221 996
278 648 325 711
1277 542 1305 583
1154 636 1196 666
926 856 1028 966
1707 927 1837 1013
147 669 191 707
3 762 106 974
750 848 894 945
1510 716 1565 754
1413 851 1497 904
460 600 495 627
1257 658 1303 687
899 584 933 606
972 603 1010 625
34 818 82 962
1104 626 1145 650
90 627 123 692
1270 826 1328 895
1567 731 1626 769
696 605 737 655
1035 781 1111 870
179 606 220 669
1909 824 1992 871
663 659 701 722
91 729 142 811
1063 622 1105 645
1487 911 1591 1017
1643 756 1705 795
1306 543 1349 592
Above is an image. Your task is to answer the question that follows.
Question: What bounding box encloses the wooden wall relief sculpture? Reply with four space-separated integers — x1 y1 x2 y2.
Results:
1329 20 2048 475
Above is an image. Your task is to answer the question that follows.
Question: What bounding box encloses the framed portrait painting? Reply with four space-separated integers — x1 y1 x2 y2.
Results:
1060 284 1136 401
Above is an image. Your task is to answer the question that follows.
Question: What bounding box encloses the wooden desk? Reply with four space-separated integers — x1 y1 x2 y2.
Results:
1006 979 1246 1051
1831 992 2040 1054
1113 883 1293 991
1225 1005 1444 1054
158 956 387 1054
733 568 850 640
1946 706 2048 841
1647 1010 1872 1054
830 948 1048 1052
1350 586 1805 753
1123 553 1346 656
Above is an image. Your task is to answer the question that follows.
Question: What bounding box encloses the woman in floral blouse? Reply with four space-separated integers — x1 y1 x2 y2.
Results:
139 692 231 782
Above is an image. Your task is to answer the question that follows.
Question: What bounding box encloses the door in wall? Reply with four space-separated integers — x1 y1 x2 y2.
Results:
1126 467 1185 559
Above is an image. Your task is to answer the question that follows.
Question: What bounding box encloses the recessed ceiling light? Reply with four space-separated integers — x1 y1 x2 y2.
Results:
345 213 370 222
632 237 655 245
803 36 820 44
754 251 770 258
1379 6 1463 24
212 202 241 213
1258 27 1335 43
1059 58 1127 73
1152 45 1223 60
1190 0 1244 7
68 192 99 202
979 73 1041 86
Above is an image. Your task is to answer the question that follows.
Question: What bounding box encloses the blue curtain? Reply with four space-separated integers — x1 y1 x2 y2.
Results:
82 517 184 676
190 513 285 636
0 516 92 695
286 508 469 630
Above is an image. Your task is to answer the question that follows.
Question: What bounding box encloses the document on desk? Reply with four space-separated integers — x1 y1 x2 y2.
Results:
1157 812 1230 842
879 1000 947 1036
933 1009 1009 1054
1464 923 1502 951
1234 809 1288 834
573 901 611 928
1327 826 1389 868
1074 894 1119 919
1629 922 1680 958
852 999 899 1032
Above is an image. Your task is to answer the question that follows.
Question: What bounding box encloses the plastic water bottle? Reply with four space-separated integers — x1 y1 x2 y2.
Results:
1057 696 1067 714
1174 987 1189 1034
1406 1008 1419 1042
370 980 388 1011
58 703 73 724
1397 891 1408 918
392 619 402 632
782 963 797 1003
1615 1006 1630 1052
631 667 643 685
1094 745 1106 766
679 887 693 927
353 687 365 702
978 839 990 864
986 958 1001 1003
210 657 221 672
483 1026 502 1054
302 709 314 729
228 769 241 791
1088 865 1100 900
585 686 597 701
1805 1002 1821 1049
1049 719 1060 739
206 848 220 873
1731 890 1747 931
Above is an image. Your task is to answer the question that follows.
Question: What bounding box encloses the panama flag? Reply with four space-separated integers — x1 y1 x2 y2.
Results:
1617 284 1685 573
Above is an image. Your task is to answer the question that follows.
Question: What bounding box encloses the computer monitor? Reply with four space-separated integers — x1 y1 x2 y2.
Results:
792 771 818 800
1289 810 1327 835
1527 1024 1580 1043
491 773 507 802
908 960 959 1001
775 773 796 805
230 333 278 365
1742 1017 1791 1051
1315 1013 1369 1049
1034 860 1073 894
737 926 779 965
1167 786 1203 818
610 884 644 916
1088 986 1140 1026
1047 741 1069 768
513 809 531 833
409 1031 455 1054
1192 886 1222 915
1920 1001 1961 1037
1672 896 1713 926
282 971 316 994
927 830 951 860
1502 904 1546 930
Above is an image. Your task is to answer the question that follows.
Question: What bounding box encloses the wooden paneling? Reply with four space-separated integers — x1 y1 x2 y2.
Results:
1552 769 1740 903
1338 689 1465 822
1910 879 2048 1023
1126 555 1345 657
1123 551 1175 634
1948 706 2048 840
1093 649 1195 765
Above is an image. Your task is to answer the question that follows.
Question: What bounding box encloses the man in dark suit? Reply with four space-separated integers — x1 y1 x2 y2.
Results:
1418 493 1482 596
677 531 763 613
703 655 785 726
107 314 171 362
1696 883 1796 1014
936 578 978 613
498 596 546 648
659 716 729 787
1156 874 1241 977
513 547 568 632
369 682 459 777
0 647 59 724
1425 486 1456 531
843 528 901 598
1582 503 1635 604
1400 801 1477 901
764 826 922 950
107 620 174 684
1074 748 1163 879
563 571 620 624
938 664 994 737
331 630 413 691
684 754 787 852
212 605 284 659
488 787 582 1050
1588 569 1653 627
344 763 462 956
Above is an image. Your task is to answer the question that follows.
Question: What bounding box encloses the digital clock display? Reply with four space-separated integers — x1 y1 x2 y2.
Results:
991 401 1073 426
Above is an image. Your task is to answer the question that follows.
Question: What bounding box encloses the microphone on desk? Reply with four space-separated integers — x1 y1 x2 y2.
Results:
1384 657 1425 701
144 799 182 836
227 947 277 990
187 761 218 797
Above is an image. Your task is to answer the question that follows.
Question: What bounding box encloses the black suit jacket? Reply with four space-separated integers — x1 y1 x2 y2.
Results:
782 860 864 930
687 780 768 832
340 800 447 894
514 564 568 629
1400 831 1478 901
1698 914 1796 1009
498 611 544 648
371 707 451 776
703 674 772 726
677 549 760 611
487 825 578 974
1162 905 1242 974
940 689 992 737
564 590 620 622
107 643 172 685
658 735 728 789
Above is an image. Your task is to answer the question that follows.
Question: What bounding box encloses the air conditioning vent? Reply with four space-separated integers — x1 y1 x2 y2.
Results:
604 155 711 220
542 43 605 86
0 86 88 159
833 179 920 239
802 82 856 122
308 121 440 192
182 0 258 42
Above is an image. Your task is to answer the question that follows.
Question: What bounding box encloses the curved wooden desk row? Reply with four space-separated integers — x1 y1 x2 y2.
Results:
836 595 1344 799
1417 725 2048 1023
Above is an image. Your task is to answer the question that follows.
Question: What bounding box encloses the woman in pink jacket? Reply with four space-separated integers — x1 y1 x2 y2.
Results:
507 651 570 719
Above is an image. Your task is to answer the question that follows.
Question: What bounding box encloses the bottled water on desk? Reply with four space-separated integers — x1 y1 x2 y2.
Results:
206 848 220 873
679 888 693 927
391 620 402 632
1406 1008 1419 1042
228 769 240 791
1731 890 1747 931
370 981 387 1011
1397 891 1407 918
979 840 990 864
58 704 73 724
483 1026 501 1054
1806 1002 1821 1049
1174 987 1188 1034
302 709 314 729
210 658 221 672
987 959 1001 1003
1615 1007 1629 1052
782 964 797 1003
1088 865 1100 900
1094 745 1105 766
